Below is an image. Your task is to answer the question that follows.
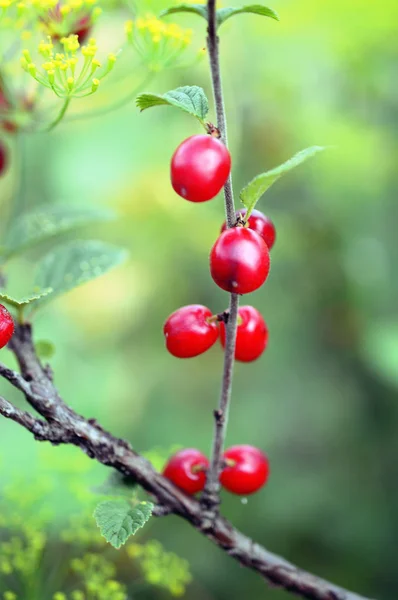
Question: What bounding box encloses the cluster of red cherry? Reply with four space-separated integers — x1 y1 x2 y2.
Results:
164 134 275 363
162 134 274 495
163 446 269 496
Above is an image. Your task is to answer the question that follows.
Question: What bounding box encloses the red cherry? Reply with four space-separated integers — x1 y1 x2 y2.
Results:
74 15 91 43
220 306 268 362
164 304 219 358
221 209 276 250
0 304 14 349
171 134 231 202
163 448 209 495
210 228 270 294
46 4 92 42
220 445 269 495
0 142 8 176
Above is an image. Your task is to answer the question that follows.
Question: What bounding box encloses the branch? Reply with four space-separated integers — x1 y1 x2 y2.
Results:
0 322 374 600
201 0 240 515
0 395 64 441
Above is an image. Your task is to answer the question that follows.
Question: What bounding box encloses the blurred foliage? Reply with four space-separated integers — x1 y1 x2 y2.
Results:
0 447 191 599
1 0 398 599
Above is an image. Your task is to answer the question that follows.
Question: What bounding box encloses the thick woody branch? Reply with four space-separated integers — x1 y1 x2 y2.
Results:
0 322 374 600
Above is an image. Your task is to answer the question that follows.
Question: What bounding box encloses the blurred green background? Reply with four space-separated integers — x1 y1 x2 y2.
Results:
1 0 397 598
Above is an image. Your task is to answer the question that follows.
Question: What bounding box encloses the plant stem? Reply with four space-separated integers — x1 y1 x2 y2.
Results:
45 97 71 132
65 73 154 122
201 0 240 515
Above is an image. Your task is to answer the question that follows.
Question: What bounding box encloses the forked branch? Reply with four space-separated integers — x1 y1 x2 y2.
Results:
0 322 374 600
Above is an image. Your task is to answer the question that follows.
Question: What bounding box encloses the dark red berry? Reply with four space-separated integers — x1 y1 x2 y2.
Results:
221 209 276 250
46 4 92 42
164 304 219 358
163 448 209 494
210 228 270 294
220 445 269 495
220 306 268 362
0 304 14 349
0 142 8 176
171 134 231 202
74 15 91 43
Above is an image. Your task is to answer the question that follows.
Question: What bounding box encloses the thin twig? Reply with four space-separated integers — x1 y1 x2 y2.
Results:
201 0 240 514
0 395 63 441
0 361 32 394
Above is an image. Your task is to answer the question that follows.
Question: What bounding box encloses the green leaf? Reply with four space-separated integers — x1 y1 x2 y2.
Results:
216 5 279 27
240 146 326 215
160 4 208 21
94 500 153 549
160 3 278 28
0 289 53 309
34 240 127 303
3 205 114 260
137 86 209 122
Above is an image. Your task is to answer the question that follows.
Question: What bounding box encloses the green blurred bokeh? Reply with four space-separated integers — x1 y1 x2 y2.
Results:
1 0 398 598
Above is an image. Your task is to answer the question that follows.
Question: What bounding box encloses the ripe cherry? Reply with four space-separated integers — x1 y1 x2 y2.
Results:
220 445 269 495
0 304 14 349
164 304 219 358
171 134 231 202
45 4 92 43
220 306 268 362
0 142 8 176
210 228 270 294
221 209 276 250
163 448 209 495
73 15 91 43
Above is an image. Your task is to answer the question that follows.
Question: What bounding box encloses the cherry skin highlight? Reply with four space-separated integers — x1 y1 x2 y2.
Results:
164 304 219 358
171 134 231 202
221 209 276 250
220 306 268 362
0 304 14 349
210 228 270 294
220 445 269 495
163 448 209 495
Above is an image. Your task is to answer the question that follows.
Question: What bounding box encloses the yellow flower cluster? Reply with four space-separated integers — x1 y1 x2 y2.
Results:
0 0 101 42
125 15 193 71
128 541 192 597
20 34 117 98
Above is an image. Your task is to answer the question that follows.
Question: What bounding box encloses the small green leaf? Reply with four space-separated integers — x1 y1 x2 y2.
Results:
0 289 53 309
217 5 279 27
35 340 56 360
137 86 209 122
160 4 208 21
240 146 326 215
94 500 153 549
160 3 278 28
34 240 127 303
3 205 114 260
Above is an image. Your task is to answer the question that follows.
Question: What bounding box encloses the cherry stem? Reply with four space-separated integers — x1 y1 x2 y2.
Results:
201 0 240 516
191 463 206 474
